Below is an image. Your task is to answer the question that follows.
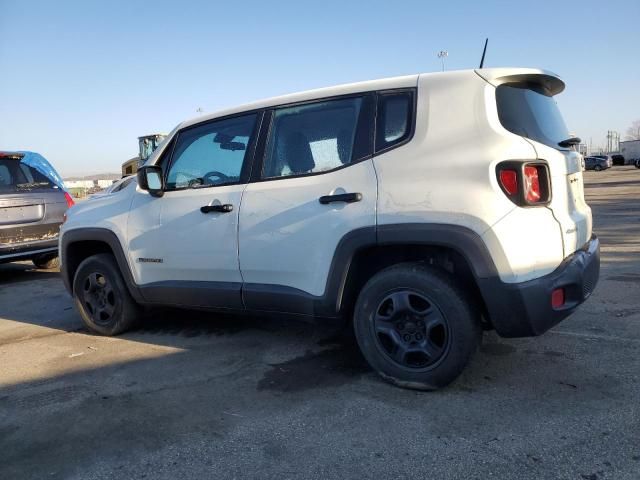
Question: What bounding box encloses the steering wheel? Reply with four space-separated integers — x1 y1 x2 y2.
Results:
202 171 230 185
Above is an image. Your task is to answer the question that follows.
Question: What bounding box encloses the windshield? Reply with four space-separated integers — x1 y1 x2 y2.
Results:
496 83 570 149
0 156 57 193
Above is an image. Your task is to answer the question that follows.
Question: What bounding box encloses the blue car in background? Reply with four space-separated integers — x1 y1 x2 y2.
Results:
0 151 74 269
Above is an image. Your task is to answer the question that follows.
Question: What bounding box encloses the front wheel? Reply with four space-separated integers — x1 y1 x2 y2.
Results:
353 264 481 390
73 253 141 335
594 165 602 171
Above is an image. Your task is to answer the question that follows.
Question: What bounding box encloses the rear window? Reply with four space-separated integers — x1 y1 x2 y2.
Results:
0 156 57 193
496 83 570 149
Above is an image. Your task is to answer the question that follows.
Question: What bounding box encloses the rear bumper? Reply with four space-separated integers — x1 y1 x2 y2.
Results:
0 240 58 263
479 235 600 337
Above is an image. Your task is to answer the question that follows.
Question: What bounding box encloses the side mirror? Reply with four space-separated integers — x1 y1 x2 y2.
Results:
137 165 164 197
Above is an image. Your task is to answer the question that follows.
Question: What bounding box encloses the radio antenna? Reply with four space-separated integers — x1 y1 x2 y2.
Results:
479 38 488 68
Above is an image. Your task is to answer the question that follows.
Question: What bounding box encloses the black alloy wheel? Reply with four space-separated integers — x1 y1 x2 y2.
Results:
72 253 140 335
373 290 449 370
79 271 118 326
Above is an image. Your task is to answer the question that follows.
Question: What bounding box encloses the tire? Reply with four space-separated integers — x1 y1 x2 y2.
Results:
32 254 60 270
72 253 141 335
594 165 602 171
353 263 481 390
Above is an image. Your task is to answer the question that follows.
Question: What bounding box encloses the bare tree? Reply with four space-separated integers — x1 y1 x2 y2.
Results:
626 120 640 141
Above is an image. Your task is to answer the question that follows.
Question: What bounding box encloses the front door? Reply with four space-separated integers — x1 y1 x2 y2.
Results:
127 112 260 308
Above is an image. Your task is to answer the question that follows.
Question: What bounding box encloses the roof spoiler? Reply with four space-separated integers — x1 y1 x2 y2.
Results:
474 68 565 96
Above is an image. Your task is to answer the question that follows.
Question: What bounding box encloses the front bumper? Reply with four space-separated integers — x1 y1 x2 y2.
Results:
479 235 600 337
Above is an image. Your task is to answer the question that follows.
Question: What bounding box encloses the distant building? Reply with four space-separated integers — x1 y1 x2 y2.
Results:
64 180 94 189
619 140 640 163
97 180 116 188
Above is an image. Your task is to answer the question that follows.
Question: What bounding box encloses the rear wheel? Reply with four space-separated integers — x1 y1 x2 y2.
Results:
32 254 59 270
594 165 602 171
73 253 140 335
353 263 481 390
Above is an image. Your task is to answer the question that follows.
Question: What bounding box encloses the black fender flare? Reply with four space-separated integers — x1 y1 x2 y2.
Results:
60 228 145 303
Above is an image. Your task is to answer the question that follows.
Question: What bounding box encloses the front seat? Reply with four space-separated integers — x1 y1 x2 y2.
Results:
284 132 315 174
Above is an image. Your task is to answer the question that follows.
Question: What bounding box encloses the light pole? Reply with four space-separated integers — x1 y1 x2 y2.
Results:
437 51 448 71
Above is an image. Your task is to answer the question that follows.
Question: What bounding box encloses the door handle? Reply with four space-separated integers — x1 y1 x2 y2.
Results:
318 192 362 205
201 204 233 213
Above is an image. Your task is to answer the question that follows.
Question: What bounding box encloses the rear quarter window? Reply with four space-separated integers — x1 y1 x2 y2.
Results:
375 91 414 152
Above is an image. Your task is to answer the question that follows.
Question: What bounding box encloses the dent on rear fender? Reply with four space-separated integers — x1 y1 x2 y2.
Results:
483 207 564 283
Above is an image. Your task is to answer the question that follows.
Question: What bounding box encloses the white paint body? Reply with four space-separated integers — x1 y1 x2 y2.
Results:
61 67 592 295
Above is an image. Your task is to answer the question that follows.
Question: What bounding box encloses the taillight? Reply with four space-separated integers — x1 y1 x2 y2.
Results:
524 166 541 203
499 170 518 196
64 191 75 208
497 161 550 206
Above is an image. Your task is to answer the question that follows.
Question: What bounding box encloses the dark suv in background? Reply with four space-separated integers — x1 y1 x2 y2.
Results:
0 151 73 269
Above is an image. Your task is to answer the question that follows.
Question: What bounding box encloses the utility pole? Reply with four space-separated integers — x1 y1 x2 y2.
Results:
437 51 448 71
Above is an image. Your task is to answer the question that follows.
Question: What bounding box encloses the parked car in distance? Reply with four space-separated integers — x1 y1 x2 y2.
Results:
584 156 610 171
1 151 74 269
591 154 613 168
610 154 625 166
59 67 599 390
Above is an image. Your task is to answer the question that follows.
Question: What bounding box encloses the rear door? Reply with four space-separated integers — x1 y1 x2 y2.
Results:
238 95 376 313
495 83 592 256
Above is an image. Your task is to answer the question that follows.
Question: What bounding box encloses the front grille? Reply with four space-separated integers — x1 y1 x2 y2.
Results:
582 259 599 298
0 223 60 246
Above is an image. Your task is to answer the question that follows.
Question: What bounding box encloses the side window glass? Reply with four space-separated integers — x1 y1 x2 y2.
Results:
262 97 364 179
376 91 413 151
166 114 257 190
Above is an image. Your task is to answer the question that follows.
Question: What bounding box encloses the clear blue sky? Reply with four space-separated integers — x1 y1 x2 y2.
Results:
1 0 638 176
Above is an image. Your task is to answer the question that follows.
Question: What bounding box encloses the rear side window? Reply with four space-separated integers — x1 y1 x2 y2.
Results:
496 83 570 149
375 91 414 152
262 96 372 179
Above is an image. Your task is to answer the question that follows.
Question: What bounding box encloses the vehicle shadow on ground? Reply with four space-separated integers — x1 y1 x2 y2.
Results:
0 262 60 285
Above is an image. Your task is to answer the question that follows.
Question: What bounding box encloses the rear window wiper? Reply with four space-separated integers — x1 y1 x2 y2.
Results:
558 137 581 148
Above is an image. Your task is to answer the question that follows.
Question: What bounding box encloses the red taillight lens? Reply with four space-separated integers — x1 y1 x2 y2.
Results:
64 191 75 208
524 166 541 203
499 170 518 196
551 288 565 308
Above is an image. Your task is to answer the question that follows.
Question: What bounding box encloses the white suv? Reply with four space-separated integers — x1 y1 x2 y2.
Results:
60 68 599 390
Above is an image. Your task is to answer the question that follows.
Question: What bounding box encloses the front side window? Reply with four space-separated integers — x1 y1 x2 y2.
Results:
262 97 367 179
376 91 413 152
496 83 570 149
166 114 257 190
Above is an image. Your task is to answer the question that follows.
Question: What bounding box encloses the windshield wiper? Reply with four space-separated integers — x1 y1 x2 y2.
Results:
558 137 581 148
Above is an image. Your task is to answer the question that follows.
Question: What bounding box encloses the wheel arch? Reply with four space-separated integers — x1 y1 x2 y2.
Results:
60 228 144 303
333 224 499 327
